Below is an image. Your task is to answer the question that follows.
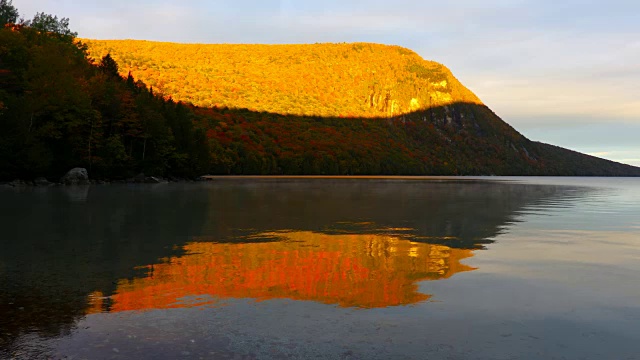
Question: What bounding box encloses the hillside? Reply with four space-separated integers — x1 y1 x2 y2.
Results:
1 5 639 180
83 40 481 118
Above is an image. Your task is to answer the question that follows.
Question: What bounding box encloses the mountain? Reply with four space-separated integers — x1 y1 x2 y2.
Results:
80 39 640 176
82 41 481 118
1 14 639 179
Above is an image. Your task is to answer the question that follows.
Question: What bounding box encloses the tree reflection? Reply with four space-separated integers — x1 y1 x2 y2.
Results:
106 231 475 311
0 180 592 357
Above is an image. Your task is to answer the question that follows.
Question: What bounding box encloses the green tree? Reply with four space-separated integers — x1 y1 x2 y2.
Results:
0 0 18 26
27 12 77 38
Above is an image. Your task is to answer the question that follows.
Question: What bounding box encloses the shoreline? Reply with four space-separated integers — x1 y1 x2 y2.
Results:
3 174 639 188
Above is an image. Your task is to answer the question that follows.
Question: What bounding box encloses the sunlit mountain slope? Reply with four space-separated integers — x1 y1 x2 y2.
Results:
83 40 481 118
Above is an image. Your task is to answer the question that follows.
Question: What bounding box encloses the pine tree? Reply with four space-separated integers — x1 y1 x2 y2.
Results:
100 54 120 78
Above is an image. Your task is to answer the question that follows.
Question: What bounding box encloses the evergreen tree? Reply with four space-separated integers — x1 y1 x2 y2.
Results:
100 54 120 78
0 0 18 25
126 71 135 89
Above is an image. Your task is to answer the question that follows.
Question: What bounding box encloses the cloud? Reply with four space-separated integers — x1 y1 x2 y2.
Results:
589 152 640 167
587 152 611 157
586 152 640 166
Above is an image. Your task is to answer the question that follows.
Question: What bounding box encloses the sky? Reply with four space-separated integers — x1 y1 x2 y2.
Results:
17 0 640 166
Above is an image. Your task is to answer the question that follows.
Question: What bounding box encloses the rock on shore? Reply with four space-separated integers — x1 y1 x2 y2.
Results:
60 168 89 185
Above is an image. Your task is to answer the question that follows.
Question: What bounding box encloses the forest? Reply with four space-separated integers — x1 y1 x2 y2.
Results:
1 1 639 180
0 3 211 180
82 39 482 118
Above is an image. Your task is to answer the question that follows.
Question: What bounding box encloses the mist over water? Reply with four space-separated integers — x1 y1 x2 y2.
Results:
1 177 639 359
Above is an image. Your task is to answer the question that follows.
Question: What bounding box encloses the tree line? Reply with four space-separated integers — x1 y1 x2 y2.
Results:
0 1 211 180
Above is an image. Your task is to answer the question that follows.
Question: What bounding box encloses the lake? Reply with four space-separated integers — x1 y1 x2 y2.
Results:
1 177 639 359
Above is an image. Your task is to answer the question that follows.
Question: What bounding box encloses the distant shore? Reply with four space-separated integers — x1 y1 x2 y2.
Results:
200 175 504 180
4 174 638 189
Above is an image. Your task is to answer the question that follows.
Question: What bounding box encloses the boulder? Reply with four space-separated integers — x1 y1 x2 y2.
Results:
34 177 52 186
8 179 27 187
144 176 162 184
60 168 89 185
168 176 185 182
126 173 147 183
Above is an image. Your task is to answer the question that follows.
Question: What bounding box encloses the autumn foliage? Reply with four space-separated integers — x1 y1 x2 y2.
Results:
98 232 475 311
82 40 481 118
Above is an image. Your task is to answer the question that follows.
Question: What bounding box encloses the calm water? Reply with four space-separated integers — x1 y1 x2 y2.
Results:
1 177 639 359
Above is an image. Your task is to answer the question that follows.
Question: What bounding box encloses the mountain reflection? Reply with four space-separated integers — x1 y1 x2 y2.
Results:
0 179 593 356
102 231 474 310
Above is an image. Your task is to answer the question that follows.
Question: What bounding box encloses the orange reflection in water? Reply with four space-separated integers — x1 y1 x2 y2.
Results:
106 231 476 311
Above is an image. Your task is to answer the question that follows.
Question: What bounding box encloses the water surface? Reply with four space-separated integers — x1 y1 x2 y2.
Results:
1 177 639 359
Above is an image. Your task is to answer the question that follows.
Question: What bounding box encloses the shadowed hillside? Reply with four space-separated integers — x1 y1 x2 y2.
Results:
194 102 640 176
